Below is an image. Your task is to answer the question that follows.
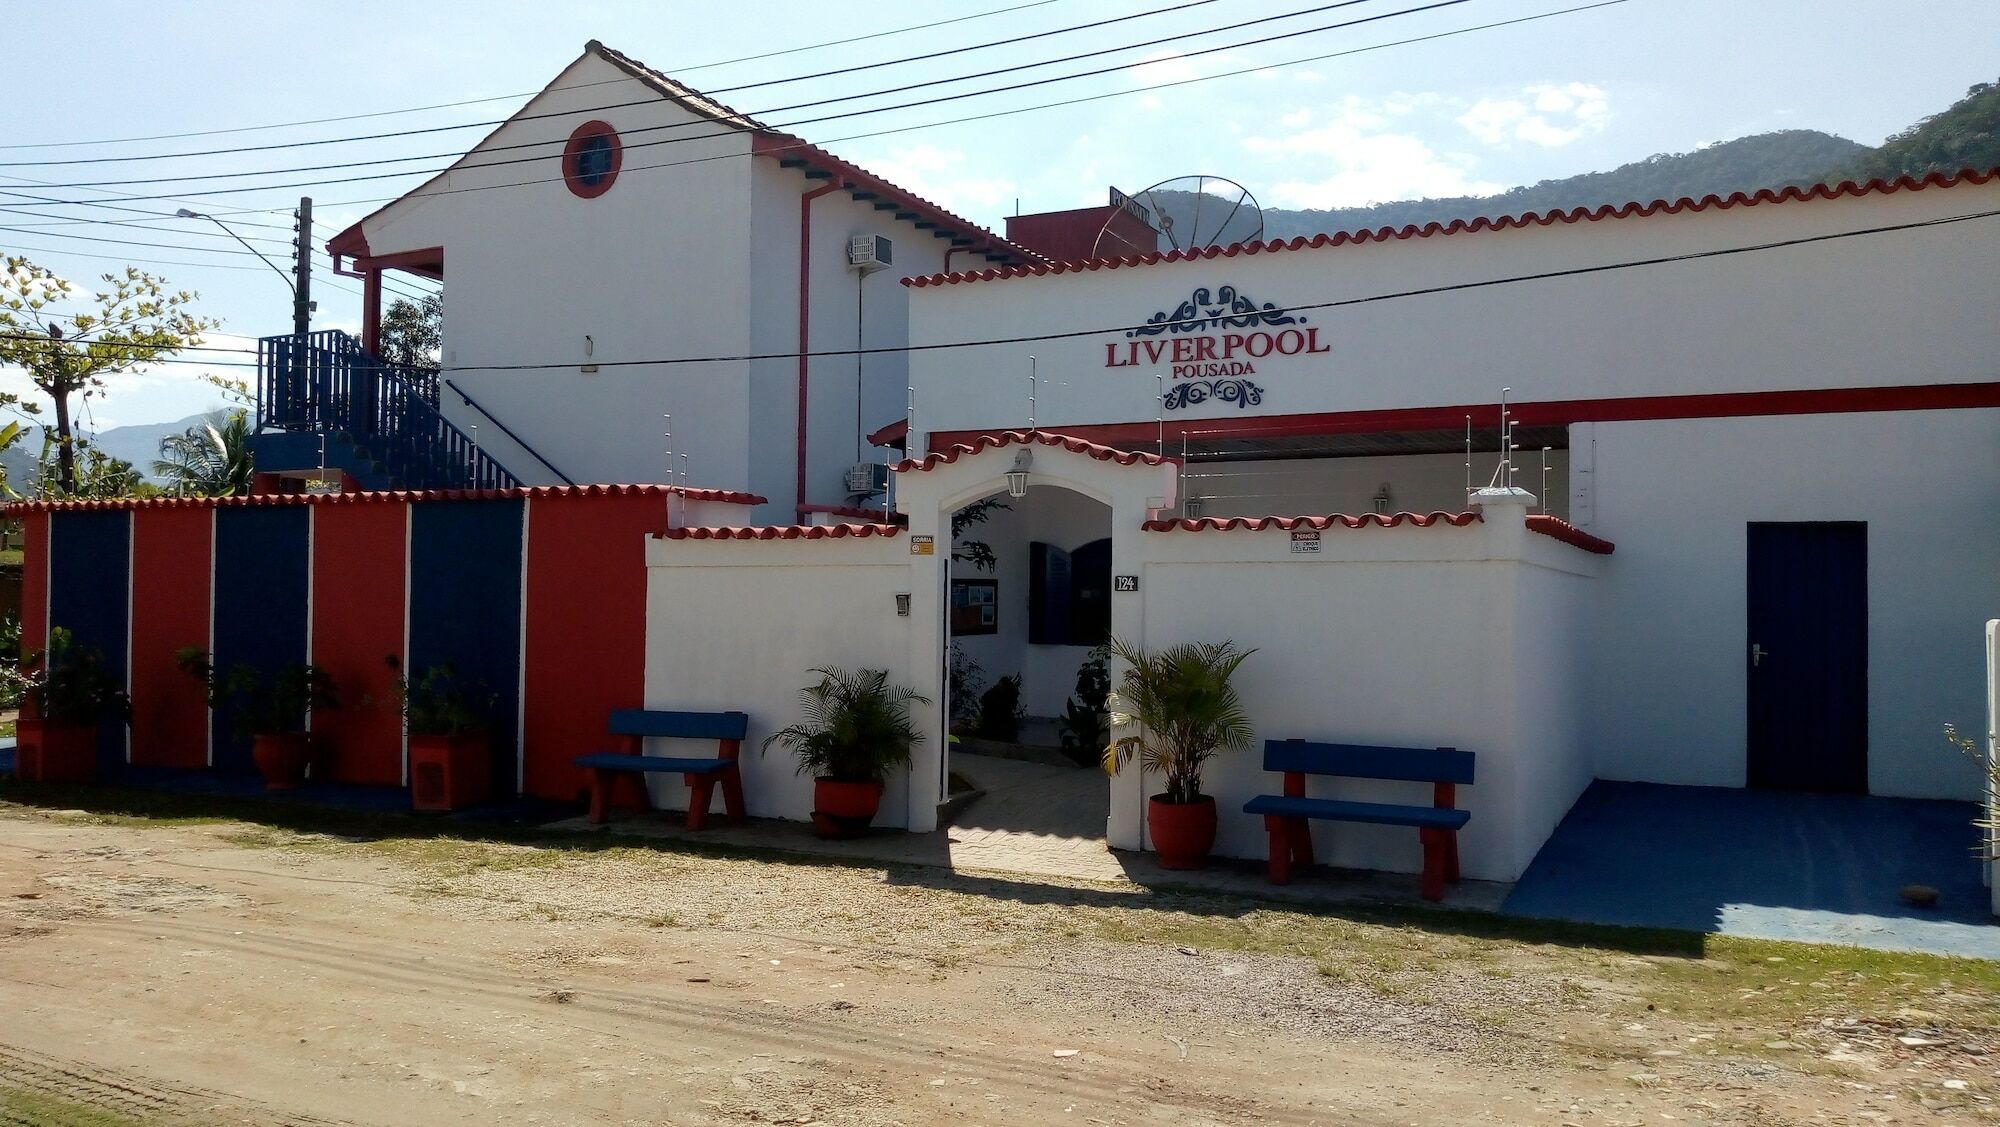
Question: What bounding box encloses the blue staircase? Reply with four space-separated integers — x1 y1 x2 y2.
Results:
255 330 519 491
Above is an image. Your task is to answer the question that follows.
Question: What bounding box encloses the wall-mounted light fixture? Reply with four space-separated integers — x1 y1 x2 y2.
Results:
894 592 911 617
581 334 598 374
1005 447 1033 499
1372 484 1392 514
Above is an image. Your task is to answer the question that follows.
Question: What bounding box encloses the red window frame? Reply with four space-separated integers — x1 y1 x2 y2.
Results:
562 120 623 199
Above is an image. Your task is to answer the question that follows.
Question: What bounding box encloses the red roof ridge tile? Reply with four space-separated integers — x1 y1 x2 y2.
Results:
1142 511 1480 533
1525 513 1615 555
660 523 904 541
587 41 770 131
1 483 765 515
895 429 1175 473
903 168 2000 289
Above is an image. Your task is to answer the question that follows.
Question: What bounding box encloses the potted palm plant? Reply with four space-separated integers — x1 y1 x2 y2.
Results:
389 657 495 811
1102 638 1256 870
14 628 131 783
763 667 928 838
176 649 339 790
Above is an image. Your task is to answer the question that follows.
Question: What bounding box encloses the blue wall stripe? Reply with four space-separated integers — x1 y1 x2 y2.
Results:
47 511 132 772
211 506 311 772
408 499 524 796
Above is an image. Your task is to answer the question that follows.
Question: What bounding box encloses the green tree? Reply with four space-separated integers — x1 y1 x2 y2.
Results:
378 292 442 369
0 257 216 496
36 440 153 500
153 410 254 497
1841 81 2000 182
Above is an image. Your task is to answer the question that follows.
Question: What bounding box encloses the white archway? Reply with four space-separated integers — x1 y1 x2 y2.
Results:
893 432 1178 840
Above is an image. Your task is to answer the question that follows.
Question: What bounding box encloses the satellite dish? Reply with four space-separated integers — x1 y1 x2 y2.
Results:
1090 175 1265 261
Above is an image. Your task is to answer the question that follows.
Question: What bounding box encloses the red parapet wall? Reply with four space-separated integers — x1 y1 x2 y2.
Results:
520 491 664 802
129 509 214 768
310 502 411 786
19 511 47 653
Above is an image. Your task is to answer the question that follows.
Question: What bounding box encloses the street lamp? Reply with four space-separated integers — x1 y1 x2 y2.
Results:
173 208 315 336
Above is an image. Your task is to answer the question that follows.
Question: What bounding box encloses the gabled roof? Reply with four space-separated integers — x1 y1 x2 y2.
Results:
894 429 1175 474
903 167 2000 289
329 41 1041 269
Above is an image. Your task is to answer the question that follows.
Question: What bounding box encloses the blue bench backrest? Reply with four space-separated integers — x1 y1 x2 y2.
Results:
1264 739 1474 784
609 709 749 742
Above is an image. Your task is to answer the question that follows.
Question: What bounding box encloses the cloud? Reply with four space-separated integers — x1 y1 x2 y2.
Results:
1457 82 1610 148
1241 98 1504 210
864 143 1014 212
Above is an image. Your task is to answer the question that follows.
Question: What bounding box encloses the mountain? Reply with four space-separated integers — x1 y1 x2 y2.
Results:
0 413 216 489
1146 79 1997 244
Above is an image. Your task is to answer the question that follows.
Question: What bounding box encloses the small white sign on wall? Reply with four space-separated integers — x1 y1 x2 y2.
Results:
1289 530 1321 554
909 535 935 556
1113 575 1139 592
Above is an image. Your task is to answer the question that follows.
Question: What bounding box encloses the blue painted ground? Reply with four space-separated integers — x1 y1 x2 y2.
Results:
1505 781 2000 958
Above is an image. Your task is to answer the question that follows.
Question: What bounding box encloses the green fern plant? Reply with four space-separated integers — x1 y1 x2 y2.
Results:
762 667 928 784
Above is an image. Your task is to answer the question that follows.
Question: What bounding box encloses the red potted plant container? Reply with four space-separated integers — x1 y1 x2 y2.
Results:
177 650 340 791
765 667 928 839
391 659 497 812
14 628 131 785
1103 638 1256 872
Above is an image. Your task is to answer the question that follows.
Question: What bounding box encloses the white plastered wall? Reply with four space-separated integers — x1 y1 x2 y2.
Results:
643 532 917 826
1580 408 2000 800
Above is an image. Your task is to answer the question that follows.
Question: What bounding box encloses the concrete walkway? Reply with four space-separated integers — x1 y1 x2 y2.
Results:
552 750 1509 912
1504 781 2000 958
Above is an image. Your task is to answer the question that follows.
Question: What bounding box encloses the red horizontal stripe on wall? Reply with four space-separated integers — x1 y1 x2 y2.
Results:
521 492 665 802
310 502 408 786
933 382 2000 451
128 509 212 768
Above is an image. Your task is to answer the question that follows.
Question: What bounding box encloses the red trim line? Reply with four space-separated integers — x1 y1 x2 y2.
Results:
904 168 2000 288
662 523 903 541
354 246 444 279
897 428 1175 474
2 483 766 515
934 381 2000 452
1526 514 1615 555
796 181 841 515
1144 511 1480 533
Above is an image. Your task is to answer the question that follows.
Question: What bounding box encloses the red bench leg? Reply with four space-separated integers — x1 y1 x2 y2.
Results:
685 773 715 831
587 768 612 825
1419 828 1446 902
719 765 745 822
1444 830 1461 884
1263 814 1292 884
1287 817 1314 873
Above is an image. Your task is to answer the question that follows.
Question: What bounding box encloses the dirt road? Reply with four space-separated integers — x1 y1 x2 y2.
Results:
0 804 1993 1125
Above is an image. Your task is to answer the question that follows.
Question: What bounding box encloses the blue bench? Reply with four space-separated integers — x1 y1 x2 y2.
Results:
1244 739 1475 900
573 709 749 828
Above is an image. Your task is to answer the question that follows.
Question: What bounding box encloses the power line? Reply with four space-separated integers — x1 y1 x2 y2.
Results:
18 0 1403 190
8 205 1986 371
21 0 1486 199
0 0 1222 170
0 0 1073 152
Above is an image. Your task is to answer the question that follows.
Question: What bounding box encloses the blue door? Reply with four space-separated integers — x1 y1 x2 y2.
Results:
1746 522 1867 793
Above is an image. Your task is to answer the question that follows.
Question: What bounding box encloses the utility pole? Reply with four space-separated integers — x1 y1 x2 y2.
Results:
292 196 313 339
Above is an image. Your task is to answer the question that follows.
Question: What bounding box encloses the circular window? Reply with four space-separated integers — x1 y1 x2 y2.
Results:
562 121 622 198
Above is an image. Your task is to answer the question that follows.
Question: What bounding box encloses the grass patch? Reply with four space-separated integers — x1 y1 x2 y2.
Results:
0 1086 152 1126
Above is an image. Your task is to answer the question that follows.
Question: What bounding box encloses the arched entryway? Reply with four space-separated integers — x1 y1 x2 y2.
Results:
893 431 1178 853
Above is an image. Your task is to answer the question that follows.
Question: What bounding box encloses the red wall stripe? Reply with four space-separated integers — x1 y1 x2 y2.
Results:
19 511 48 654
309 502 408 786
520 492 664 801
128 509 213 768
932 381 2000 452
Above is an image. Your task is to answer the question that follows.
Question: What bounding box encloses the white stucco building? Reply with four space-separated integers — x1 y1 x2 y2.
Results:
248 42 2000 877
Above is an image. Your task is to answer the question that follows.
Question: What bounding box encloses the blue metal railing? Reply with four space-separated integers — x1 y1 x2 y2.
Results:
257 330 518 491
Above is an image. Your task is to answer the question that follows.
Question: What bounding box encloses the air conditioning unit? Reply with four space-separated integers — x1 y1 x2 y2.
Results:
844 461 890 496
848 234 892 272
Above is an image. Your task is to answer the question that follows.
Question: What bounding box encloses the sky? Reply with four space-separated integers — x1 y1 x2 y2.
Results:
0 0 1994 432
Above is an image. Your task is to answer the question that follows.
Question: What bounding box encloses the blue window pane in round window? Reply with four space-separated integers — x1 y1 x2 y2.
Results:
575 134 615 186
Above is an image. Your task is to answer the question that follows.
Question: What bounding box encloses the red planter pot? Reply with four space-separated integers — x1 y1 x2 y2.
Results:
811 778 884 838
1148 794 1218 870
16 719 99 784
251 732 313 791
409 732 492 812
